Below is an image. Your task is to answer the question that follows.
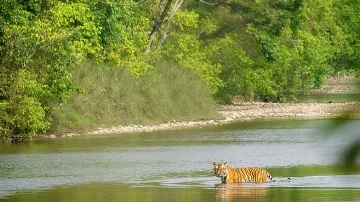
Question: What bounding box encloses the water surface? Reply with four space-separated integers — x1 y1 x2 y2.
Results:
0 119 359 201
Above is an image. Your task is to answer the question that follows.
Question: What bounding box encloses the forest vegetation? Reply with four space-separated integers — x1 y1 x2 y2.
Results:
1 0 360 142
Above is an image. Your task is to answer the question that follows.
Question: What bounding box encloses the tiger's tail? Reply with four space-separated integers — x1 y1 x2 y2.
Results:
267 172 276 182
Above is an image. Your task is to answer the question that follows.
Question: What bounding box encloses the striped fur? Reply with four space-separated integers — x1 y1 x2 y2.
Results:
213 162 276 184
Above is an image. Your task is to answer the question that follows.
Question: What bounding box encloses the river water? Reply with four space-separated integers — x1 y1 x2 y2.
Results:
0 119 359 201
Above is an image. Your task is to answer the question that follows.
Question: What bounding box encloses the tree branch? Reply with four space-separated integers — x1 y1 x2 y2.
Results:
144 0 173 54
156 0 183 49
199 0 217 6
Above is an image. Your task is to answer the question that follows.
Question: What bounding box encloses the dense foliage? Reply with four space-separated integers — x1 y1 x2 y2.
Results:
1 0 359 141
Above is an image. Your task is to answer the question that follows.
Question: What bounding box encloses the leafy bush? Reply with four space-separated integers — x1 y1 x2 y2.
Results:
0 70 49 142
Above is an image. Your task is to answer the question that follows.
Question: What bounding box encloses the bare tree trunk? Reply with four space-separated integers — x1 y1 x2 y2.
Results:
144 0 173 54
156 0 183 49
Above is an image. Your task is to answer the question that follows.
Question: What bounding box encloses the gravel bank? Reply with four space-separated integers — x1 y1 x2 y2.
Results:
47 101 360 138
218 102 360 120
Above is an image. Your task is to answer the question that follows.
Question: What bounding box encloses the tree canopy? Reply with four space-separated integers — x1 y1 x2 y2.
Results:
1 0 359 141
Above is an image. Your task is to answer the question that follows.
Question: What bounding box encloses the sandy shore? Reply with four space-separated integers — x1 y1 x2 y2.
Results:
48 101 360 138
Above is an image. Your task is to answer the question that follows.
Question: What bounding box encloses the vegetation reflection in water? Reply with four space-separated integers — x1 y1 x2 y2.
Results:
0 119 359 201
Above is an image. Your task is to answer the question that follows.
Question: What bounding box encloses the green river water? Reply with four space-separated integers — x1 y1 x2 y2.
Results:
1 119 360 201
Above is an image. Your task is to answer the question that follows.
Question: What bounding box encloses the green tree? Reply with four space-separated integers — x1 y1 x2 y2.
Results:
188 0 346 102
0 0 99 142
92 0 152 75
332 0 360 74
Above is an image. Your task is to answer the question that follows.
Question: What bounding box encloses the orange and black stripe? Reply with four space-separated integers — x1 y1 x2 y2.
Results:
227 167 275 183
213 162 276 184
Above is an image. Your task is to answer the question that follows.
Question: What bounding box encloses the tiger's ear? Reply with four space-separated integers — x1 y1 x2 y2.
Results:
224 162 227 166
213 161 216 165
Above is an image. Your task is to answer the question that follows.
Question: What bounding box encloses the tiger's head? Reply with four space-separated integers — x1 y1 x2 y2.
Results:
213 161 228 178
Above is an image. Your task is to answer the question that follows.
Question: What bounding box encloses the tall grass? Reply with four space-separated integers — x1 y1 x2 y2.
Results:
50 62 218 133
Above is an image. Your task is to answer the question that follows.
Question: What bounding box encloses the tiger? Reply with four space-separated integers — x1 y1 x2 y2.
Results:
213 161 276 184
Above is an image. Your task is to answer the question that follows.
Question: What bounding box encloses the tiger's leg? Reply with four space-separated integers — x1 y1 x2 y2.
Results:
221 176 227 184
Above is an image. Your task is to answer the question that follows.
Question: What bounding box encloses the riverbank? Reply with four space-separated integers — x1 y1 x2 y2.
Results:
46 101 360 138
45 77 360 139
310 76 359 94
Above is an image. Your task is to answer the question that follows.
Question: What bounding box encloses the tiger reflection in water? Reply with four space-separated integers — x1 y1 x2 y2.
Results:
215 183 269 201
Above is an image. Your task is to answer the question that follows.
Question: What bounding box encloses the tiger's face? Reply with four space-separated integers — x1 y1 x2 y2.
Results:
213 162 228 177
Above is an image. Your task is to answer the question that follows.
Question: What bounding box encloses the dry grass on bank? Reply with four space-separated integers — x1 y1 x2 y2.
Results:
50 62 218 134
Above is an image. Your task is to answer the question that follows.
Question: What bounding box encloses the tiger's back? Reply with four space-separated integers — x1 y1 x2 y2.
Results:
228 167 273 183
